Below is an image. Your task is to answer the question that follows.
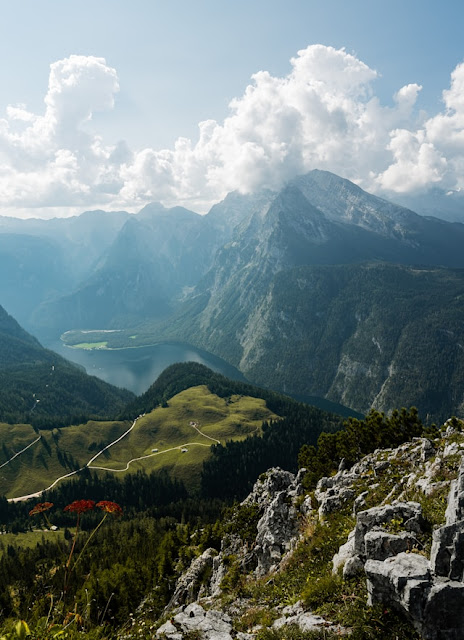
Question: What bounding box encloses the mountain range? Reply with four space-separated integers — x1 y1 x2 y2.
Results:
2 169 464 420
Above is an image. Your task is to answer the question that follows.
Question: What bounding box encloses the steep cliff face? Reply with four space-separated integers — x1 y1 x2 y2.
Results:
143 419 464 640
162 171 464 421
235 263 464 421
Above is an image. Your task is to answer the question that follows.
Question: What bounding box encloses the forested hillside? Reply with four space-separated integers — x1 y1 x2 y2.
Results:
0 305 133 426
160 263 464 422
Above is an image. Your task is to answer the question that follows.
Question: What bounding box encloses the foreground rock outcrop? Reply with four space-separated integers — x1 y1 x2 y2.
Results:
168 467 309 611
156 603 253 640
331 440 464 639
152 422 464 640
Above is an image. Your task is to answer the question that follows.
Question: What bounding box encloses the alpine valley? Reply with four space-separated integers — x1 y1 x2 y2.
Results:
5 170 464 422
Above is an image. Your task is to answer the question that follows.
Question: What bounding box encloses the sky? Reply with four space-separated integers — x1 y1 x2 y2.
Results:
0 0 464 218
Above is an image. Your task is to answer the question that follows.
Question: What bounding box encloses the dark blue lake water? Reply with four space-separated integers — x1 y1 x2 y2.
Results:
51 341 245 396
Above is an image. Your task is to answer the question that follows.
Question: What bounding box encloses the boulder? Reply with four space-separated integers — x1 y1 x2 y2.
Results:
363 456 464 639
156 603 241 640
243 468 295 508
430 458 464 579
364 530 420 562
365 552 432 615
333 502 425 578
354 502 424 556
272 600 348 635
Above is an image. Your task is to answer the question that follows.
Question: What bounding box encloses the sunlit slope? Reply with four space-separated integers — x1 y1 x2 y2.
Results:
0 386 279 498
87 385 279 488
0 420 128 499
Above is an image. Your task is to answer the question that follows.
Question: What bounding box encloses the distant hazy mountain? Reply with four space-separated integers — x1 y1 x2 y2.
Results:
390 187 464 223
32 196 271 335
0 304 133 425
0 210 130 332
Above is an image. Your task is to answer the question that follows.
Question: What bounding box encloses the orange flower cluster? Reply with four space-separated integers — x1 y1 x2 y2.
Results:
96 500 123 515
28 502 54 516
28 498 123 516
64 499 96 514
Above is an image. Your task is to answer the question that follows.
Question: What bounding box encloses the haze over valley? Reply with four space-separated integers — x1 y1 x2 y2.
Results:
2 169 464 421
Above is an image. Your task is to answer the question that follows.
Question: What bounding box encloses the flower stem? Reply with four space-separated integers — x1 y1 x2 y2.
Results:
71 512 108 571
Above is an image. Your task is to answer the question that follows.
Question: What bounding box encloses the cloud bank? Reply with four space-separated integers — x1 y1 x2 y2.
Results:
1 46 464 216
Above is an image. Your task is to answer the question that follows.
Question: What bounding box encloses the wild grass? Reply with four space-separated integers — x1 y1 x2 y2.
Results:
0 529 65 554
1 386 278 498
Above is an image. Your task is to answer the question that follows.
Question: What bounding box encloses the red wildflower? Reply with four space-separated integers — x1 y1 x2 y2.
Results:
29 502 54 516
64 499 95 514
96 500 123 515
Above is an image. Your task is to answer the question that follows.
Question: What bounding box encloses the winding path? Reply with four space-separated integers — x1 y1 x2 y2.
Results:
7 416 217 502
88 442 211 473
190 422 220 444
0 435 41 470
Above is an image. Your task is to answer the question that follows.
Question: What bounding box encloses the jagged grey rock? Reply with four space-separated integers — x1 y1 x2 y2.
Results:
353 491 368 515
167 548 218 608
254 488 300 576
170 467 307 609
364 456 464 639
365 552 432 614
364 530 419 562
333 501 425 579
243 467 295 508
444 458 464 525
156 603 240 640
354 502 424 556
272 600 347 635
238 467 306 577
421 581 464 640
332 529 356 576
300 494 312 516
431 458 464 580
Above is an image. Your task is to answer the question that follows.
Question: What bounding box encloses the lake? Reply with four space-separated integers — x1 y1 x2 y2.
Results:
50 341 246 396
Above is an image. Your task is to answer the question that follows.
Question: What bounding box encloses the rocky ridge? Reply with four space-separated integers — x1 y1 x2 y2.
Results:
147 419 464 640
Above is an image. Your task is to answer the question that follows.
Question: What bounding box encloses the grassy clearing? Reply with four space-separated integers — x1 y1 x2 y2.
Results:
1 421 129 499
1 386 279 498
69 341 108 350
0 530 65 554
88 386 279 490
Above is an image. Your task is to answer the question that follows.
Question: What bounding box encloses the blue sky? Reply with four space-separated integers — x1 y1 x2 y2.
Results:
0 0 463 216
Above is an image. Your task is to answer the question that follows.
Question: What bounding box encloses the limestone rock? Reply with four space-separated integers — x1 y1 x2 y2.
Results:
365 552 432 617
156 603 239 640
243 467 295 508
168 548 217 608
364 455 464 639
272 600 347 635
254 489 299 576
354 502 424 556
240 467 307 577
332 528 356 575
364 530 419 561
431 458 464 580
332 502 424 578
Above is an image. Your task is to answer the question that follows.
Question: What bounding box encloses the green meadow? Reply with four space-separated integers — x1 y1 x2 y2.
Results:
0 386 279 498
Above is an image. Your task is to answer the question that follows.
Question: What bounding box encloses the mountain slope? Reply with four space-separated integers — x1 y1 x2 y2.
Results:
32 203 236 333
0 210 130 333
153 172 464 420
0 361 342 499
0 305 134 425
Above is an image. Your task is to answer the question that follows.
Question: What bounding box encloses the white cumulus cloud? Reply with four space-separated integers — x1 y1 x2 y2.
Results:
1 47 464 216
